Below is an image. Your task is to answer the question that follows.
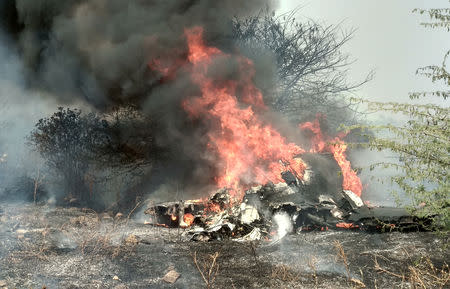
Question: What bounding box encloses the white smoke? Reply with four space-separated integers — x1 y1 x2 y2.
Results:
272 212 293 241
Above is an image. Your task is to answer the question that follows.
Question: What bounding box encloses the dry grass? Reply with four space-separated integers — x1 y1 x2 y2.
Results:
334 240 350 279
308 255 318 288
60 211 138 259
1 205 143 287
374 254 449 289
270 263 300 282
408 257 449 288
334 240 366 288
9 227 52 262
77 226 137 258
192 251 220 289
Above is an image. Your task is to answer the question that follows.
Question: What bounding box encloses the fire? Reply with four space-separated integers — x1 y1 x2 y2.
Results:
183 213 195 227
204 202 222 213
300 115 363 197
148 26 362 201
182 27 306 199
336 222 359 229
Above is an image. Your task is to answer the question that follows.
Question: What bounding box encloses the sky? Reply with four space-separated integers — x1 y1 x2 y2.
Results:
278 0 450 106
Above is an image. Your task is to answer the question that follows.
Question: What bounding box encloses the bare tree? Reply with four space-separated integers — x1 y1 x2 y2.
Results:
233 9 372 128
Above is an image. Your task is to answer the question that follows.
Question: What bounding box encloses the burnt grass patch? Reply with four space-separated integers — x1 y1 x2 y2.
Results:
0 203 448 289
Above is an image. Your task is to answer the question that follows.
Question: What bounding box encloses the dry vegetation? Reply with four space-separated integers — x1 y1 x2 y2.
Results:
308 255 319 288
270 263 301 282
1 204 448 288
334 240 366 288
4 205 139 264
333 239 449 289
374 253 449 289
192 251 221 289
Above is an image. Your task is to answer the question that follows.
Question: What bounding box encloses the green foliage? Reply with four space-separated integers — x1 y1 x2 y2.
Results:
348 7 450 230
346 100 449 229
412 8 450 31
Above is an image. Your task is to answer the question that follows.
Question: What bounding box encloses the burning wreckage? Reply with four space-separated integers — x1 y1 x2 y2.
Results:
141 27 433 242
144 157 433 243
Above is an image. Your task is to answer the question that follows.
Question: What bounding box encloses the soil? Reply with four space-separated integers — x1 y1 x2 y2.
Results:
0 203 448 289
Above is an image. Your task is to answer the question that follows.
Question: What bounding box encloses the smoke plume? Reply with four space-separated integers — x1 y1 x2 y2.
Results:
1 0 283 200
6 0 277 108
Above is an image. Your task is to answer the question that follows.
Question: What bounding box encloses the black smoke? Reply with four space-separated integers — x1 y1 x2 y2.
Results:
0 0 280 203
3 0 276 108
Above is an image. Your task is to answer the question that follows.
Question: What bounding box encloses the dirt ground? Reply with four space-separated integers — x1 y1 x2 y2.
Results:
0 203 448 289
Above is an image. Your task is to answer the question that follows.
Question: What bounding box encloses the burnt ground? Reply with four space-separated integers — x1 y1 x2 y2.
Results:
0 203 448 289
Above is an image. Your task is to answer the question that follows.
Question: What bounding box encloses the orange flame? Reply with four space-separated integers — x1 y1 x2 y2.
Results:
148 27 363 201
204 202 222 213
336 222 359 229
300 115 362 197
183 213 195 227
182 27 306 199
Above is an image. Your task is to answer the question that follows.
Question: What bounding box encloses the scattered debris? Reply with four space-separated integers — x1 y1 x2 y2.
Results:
239 203 259 224
235 228 261 242
143 169 435 242
162 269 180 284
124 234 139 245
343 190 364 208
0 202 446 289
101 213 113 221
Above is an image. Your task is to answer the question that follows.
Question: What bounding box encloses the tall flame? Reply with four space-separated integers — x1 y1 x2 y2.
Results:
148 26 363 200
300 115 362 197
182 27 306 199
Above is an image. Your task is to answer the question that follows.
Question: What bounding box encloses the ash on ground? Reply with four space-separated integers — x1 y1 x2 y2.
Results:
0 203 448 289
